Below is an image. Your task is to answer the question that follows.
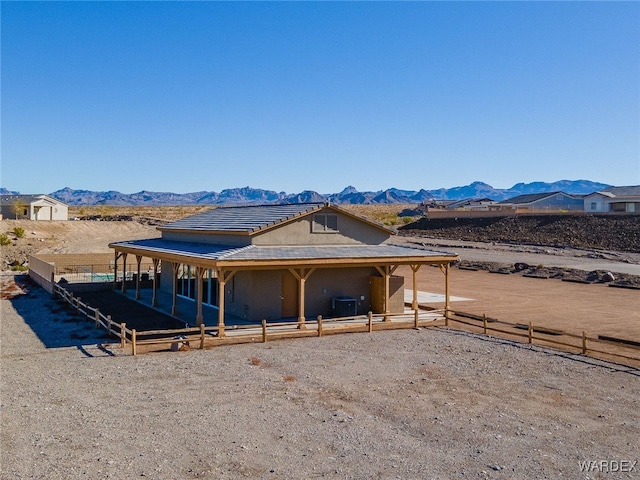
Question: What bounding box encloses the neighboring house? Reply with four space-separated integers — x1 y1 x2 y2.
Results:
445 198 496 210
109 203 458 335
496 192 584 211
583 186 640 214
0 194 69 220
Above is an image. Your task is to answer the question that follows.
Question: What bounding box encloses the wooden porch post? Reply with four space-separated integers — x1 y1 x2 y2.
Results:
411 264 421 311
135 255 142 300
374 265 399 322
216 269 236 338
113 251 119 290
120 253 128 294
195 267 205 326
151 258 159 307
445 262 451 322
439 263 451 324
171 262 179 316
288 268 316 330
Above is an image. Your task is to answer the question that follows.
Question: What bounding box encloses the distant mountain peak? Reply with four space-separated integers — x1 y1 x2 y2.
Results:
13 180 612 206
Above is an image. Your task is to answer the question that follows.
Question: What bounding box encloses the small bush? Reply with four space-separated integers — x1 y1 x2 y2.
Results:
11 264 28 272
0 234 11 246
12 227 25 238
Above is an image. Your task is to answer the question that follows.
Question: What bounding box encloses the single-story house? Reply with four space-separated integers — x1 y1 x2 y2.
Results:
0 194 69 220
445 198 496 210
496 192 584 211
583 186 640 213
109 203 458 336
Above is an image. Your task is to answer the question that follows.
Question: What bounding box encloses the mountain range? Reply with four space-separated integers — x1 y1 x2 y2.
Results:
1 180 610 206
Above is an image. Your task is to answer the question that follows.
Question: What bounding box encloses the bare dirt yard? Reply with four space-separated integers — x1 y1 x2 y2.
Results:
1 212 640 479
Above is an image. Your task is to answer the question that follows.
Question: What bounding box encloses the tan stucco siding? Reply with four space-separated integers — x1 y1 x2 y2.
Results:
252 212 390 246
226 270 281 322
305 267 378 317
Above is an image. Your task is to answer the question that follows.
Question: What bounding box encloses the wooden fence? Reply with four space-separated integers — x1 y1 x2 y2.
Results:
53 284 640 366
447 310 640 367
53 283 446 355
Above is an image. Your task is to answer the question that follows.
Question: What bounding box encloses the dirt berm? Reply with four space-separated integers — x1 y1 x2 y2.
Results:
400 214 640 253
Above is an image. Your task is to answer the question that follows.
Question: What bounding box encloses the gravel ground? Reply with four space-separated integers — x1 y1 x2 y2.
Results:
1 276 639 479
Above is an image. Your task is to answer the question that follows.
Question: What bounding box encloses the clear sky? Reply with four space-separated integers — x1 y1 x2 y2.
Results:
2 1 639 195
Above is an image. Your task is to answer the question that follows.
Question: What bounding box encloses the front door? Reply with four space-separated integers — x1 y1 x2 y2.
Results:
281 271 298 318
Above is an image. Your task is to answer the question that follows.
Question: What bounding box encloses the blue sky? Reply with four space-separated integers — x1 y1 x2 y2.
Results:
2 1 639 195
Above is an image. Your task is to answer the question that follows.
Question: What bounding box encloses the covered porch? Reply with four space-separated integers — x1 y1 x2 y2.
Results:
110 239 458 338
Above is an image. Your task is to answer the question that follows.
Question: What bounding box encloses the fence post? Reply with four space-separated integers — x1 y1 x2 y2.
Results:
76 297 81 314
528 322 533 344
120 323 126 349
414 309 419 329
368 311 373 333
106 315 112 337
444 308 449 327
95 309 100 328
317 315 323 337
262 320 267 343
582 331 587 354
200 323 205 350
483 314 488 335
131 329 137 356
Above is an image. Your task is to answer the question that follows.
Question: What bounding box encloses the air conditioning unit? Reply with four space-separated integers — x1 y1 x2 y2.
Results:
332 296 357 317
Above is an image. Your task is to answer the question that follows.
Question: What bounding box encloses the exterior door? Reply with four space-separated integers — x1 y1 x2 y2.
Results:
281 271 298 318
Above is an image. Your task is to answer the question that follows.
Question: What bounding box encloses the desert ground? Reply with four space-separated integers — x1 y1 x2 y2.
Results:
1 211 640 479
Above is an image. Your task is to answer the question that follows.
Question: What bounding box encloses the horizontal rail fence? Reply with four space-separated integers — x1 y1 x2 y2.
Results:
54 283 126 345
52 283 447 355
448 310 640 367
52 283 639 365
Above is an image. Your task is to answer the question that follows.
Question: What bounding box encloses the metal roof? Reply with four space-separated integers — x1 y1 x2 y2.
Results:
0 194 68 206
109 238 456 265
498 191 569 205
600 185 640 197
159 203 325 233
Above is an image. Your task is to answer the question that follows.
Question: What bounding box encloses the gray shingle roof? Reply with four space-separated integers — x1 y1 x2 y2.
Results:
600 185 640 197
498 192 566 204
160 203 324 233
109 238 456 263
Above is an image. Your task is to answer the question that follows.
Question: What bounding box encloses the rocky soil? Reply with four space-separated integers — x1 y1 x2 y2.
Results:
400 214 640 253
399 214 640 287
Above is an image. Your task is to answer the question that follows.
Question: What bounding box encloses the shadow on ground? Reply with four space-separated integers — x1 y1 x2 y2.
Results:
7 275 182 349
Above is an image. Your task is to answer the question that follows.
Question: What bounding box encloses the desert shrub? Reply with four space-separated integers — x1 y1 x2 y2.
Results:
0 234 11 246
12 227 25 238
11 264 28 272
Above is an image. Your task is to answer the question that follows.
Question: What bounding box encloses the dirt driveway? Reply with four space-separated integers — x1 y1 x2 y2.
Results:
397 266 640 342
1 273 639 480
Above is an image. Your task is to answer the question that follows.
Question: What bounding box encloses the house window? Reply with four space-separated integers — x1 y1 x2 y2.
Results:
312 214 339 233
590 202 597 211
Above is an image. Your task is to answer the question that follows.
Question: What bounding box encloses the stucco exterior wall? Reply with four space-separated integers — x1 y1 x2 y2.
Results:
224 270 281 322
304 267 378 317
252 212 390 246
160 208 390 246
